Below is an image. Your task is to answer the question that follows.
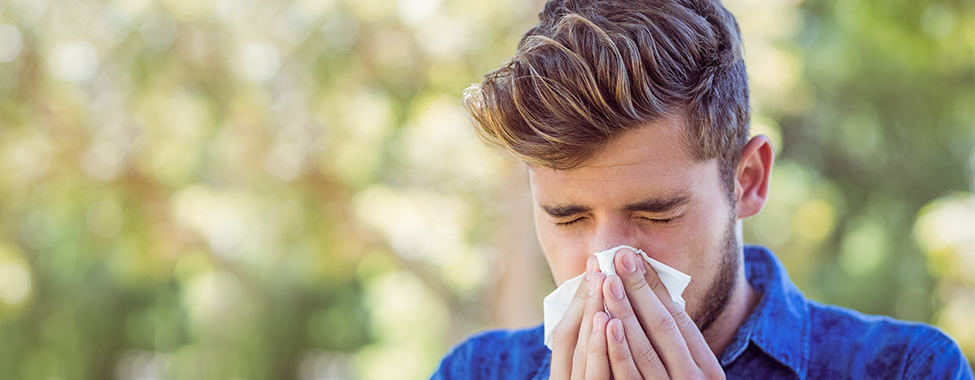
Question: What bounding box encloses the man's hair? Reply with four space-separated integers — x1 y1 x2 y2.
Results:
463 0 749 199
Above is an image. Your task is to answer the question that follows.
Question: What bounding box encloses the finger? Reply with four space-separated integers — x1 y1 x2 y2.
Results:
605 318 644 379
552 256 598 380
585 312 611 380
571 267 606 380
614 248 697 377
602 274 669 379
637 254 723 373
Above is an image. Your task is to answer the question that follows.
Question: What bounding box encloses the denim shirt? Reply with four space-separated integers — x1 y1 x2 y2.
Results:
431 246 974 379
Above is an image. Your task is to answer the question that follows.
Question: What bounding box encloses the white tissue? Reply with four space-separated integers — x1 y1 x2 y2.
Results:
542 245 691 350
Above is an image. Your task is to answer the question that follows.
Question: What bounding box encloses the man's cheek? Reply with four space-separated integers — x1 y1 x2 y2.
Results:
539 228 587 285
637 228 688 271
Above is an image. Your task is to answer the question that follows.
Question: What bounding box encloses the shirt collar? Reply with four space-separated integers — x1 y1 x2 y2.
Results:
718 245 810 379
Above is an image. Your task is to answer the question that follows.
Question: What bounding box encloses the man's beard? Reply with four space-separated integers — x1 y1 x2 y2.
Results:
691 211 741 333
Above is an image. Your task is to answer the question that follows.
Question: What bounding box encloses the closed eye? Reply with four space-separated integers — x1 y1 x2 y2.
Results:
556 218 585 227
642 217 675 225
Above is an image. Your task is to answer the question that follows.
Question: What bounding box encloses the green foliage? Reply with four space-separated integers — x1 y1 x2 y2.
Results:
740 0 975 366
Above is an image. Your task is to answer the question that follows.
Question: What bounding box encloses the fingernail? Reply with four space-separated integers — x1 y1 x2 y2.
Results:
622 251 636 273
589 275 598 296
612 322 624 342
610 276 624 299
638 256 647 275
592 314 600 333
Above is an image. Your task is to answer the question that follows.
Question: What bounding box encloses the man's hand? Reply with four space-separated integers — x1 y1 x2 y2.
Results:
549 249 725 379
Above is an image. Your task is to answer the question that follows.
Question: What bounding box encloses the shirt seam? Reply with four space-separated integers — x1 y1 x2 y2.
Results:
719 304 760 366
747 247 810 379
531 350 551 380
903 334 950 379
799 298 809 380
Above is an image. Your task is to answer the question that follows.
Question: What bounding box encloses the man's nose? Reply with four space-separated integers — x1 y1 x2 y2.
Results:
591 216 639 253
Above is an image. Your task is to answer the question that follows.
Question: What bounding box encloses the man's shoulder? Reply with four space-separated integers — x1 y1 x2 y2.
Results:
431 324 549 380
808 300 956 351
807 300 973 379
447 324 547 357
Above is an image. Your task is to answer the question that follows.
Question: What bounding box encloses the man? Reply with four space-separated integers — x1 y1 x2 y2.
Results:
432 0 973 378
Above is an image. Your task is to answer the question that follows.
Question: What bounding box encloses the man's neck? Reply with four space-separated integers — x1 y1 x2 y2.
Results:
702 261 761 357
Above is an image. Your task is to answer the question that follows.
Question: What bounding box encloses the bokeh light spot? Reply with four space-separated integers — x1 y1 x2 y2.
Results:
749 116 783 155
913 193 975 279
268 200 306 239
839 220 888 275
0 264 31 304
921 5 954 40
298 350 355 380
49 42 100 82
793 199 836 243
753 205 792 247
321 14 360 52
184 272 243 328
236 42 280 81
0 25 24 62
86 200 124 239
12 133 52 180
140 14 180 51
398 0 440 25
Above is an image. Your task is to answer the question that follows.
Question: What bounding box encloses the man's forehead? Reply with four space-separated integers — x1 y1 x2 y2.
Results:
529 164 702 208
529 137 702 183
528 155 718 215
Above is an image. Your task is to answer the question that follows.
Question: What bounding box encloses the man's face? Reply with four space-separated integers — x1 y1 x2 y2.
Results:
529 115 740 330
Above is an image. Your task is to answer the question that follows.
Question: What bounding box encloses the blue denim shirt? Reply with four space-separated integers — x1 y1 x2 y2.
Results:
431 246 974 379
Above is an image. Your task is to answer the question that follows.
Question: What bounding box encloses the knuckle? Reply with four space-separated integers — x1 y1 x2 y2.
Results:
586 286 601 303
703 365 727 380
671 309 695 328
635 346 660 367
628 275 651 293
608 300 635 320
585 296 603 314
655 314 680 334
575 281 588 301
615 306 635 320
609 342 632 363
645 276 667 294
586 340 602 355
572 348 587 370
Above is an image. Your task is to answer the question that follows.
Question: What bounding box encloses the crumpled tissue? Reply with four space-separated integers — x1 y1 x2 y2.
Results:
542 245 692 350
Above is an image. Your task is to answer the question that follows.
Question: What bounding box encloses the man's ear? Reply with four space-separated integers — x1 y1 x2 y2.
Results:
735 135 774 219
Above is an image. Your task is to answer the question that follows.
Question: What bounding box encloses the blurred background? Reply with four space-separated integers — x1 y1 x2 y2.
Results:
0 0 971 378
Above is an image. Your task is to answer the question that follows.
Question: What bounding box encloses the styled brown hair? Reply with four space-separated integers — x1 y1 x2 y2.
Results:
463 0 749 197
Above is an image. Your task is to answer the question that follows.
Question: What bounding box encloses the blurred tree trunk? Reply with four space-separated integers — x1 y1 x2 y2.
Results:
491 161 547 329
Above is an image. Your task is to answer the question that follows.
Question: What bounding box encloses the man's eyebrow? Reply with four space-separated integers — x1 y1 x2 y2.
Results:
540 204 591 218
624 196 689 213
